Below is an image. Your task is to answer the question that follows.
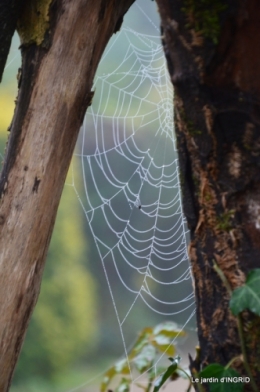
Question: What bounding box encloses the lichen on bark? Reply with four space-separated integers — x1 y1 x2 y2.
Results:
17 0 53 46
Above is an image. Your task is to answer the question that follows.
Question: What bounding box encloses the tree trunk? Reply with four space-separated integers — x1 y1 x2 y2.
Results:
0 0 134 390
156 0 260 389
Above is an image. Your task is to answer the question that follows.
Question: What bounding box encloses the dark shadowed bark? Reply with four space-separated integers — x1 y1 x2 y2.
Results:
156 0 260 390
0 0 134 390
0 0 24 82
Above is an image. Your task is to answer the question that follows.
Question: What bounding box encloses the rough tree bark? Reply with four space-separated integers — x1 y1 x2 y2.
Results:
0 0 134 390
156 0 260 390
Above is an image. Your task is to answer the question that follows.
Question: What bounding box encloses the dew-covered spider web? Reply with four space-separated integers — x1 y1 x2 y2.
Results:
68 0 196 390
2 1 197 391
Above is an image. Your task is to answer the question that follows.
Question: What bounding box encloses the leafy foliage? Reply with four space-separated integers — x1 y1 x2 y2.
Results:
230 269 260 316
199 364 243 392
153 356 180 392
101 359 130 392
101 322 185 392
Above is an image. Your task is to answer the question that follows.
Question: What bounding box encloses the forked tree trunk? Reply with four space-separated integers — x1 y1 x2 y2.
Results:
0 0 134 390
2 0 260 391
156 0 260 390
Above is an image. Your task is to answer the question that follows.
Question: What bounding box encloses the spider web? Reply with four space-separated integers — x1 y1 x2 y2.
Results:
1 1 196 390
69 0 196 389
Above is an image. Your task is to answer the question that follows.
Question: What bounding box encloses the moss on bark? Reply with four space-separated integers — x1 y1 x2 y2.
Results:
17 0 53 46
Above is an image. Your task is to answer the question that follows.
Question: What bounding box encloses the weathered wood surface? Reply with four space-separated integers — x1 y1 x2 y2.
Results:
0 0 134 390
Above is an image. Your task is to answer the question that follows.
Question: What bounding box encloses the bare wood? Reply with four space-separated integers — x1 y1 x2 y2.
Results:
0 0 134 390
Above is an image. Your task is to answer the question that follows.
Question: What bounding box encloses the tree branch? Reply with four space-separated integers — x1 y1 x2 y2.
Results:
0 0 135 390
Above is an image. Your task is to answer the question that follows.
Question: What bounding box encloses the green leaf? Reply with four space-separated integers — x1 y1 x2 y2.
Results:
101 323 186 392
153 356 180 392
199 364 244 392
153 322 185 339
114 358 130 373
147 366 168 381
101 367 117 392
100 360 130 392
128 327 153 360
152 341 175 357
230 269 260 315
115 378 130 392
152 332 175 356
133 344 156 372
